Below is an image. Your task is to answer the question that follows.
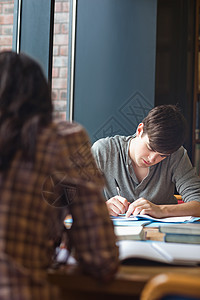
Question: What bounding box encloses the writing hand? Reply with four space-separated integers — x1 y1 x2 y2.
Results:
125 197 164 218
106 196 130 216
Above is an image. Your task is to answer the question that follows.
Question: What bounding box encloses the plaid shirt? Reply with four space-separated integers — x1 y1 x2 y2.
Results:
0 121 119 300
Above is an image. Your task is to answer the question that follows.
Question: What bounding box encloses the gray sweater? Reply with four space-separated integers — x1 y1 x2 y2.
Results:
92 135 200 204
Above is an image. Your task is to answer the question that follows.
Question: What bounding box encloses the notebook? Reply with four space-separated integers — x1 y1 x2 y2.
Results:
118 240 200 266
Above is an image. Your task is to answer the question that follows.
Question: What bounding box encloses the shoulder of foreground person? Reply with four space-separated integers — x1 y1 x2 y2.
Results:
53 120 88 137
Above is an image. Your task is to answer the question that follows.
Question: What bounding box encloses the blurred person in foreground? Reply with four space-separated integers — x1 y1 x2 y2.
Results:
0 51 118 300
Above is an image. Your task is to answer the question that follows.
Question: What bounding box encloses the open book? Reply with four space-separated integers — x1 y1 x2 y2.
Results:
111 214 200 225
118 240 200 266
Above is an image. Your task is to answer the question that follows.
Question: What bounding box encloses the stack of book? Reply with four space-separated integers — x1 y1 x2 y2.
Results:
114 226 146 241
159 223 200 244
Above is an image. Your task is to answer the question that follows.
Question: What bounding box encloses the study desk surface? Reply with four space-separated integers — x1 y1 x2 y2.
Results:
48 263 200 300
47 227 200 300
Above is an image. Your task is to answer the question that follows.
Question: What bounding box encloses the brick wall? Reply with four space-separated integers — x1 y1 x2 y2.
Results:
0 0 69 120
0 0 14 51
52 0 69 120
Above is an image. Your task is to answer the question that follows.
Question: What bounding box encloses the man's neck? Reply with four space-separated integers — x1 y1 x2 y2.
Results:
132 161 149 183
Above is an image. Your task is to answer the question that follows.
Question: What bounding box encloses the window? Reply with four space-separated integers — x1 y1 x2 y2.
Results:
52 0 70 120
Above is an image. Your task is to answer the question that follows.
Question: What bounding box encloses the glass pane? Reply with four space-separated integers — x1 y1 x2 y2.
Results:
52 0 70 120
0 0 14 51
198 4 200 91
196 96 200 140
195 144 200 176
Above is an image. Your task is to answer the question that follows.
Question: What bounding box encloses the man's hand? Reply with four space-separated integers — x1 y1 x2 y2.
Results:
106 196 130 216
125 197 164 218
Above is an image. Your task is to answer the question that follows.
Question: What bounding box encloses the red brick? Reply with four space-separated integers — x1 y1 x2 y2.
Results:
53 45 59 56
0 35 12 46
60 45 68 56
55 2 62 12
59 67 67 78
58 112 67 120
52 89 59 101
54 23 61 34
2 25 13 35
61 23 68 34
54 12 68 24
0 46 13 52
63 2 69 12
54 100 66 111
53 56 68 67
54 34 68 45
2 4 14 14
0 15 13 25
53 111 67 121
52 78 67 89
60 90 67 100
52 67 59 78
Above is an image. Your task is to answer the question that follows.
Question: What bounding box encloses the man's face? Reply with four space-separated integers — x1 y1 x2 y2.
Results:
129 123 169 168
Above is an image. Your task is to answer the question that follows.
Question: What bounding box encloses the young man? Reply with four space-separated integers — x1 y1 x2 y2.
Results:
92 105 200 218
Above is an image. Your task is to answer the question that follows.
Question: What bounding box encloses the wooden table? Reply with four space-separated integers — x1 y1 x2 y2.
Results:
48 227 200 300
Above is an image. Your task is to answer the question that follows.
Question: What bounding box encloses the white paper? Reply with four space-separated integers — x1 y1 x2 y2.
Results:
118 240 200 265
112 214 196 223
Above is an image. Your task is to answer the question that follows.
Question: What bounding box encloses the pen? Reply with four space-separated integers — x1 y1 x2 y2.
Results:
114 178 121 196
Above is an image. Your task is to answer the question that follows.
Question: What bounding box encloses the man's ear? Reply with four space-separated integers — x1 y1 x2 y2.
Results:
136 123 144 137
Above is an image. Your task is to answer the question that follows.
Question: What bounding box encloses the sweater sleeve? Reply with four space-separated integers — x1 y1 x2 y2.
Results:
171 147 200 203
91 138 108 173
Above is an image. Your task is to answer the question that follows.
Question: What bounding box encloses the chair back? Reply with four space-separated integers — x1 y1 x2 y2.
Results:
140 273 200 300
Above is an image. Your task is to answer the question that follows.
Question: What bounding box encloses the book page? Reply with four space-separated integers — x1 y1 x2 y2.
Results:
112 214 200 223
117 240 167 263
118 240 200 266
152 242 200 265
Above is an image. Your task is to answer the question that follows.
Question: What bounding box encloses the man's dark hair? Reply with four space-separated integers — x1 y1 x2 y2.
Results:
0 51 52 170
142 105 187 154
